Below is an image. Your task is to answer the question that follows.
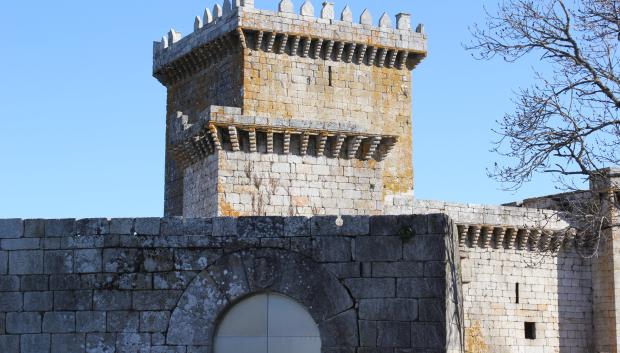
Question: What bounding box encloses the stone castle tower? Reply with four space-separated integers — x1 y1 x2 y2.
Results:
153 0 427 217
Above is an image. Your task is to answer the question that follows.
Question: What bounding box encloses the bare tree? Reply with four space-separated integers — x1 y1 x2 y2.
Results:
467 0 620 253
468 0 620 186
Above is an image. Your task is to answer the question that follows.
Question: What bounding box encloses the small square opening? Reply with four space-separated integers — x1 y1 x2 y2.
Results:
524 322 536 340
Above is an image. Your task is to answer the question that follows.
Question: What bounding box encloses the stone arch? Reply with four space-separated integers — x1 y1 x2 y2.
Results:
166 248 358 350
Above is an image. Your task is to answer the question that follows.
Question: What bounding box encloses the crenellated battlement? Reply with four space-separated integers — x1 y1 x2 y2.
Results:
153 0 427 85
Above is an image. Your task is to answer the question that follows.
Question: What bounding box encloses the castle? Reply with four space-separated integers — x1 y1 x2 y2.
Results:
0 1 618 352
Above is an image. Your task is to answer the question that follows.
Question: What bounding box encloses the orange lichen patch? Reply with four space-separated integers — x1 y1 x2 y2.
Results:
352 159 377 169
219 197 241 217
465 321 488 353
292 196 310 207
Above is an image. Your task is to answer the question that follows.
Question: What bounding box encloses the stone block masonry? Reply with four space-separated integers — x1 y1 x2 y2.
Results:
154 1 427 217
0 215 462 352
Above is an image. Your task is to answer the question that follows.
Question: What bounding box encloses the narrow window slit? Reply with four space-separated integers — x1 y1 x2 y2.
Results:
515 283 520 304
328 66 333 86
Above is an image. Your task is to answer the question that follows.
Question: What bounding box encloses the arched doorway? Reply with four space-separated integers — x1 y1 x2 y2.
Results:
166 249 358 349
214 293 321 353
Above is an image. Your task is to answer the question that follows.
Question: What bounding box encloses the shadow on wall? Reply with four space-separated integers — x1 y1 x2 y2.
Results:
557 251 594 353
446 222 465 353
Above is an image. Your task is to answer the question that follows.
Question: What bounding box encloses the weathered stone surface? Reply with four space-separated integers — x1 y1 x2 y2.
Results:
134 218 161 235
359 320 377 347
344 278 396 298
355 236 402 261
237 216 285 237
319 309 358 347
9 250 43 274
428 214 450 234
44 250 73 274
397 278 444 298
0 292 23 312
51 333 85 353
360 321 411 348
45 219 76 237
140 311 170 333
49 275 80 290
153 271 197 290
0 335 19 352
181 218 213 235
0 215 459 352
1 238 41 250
142 248 174 272
212 217 237 236
278 0 293 13
167 274 228 345
107 311 139 332
0 219 23 239
0 251 7 274
207 252 249 301
117 333 151 352
403 235 445 261
372 261 424 277
323 262 361 279
53 290 92 311
6 312 42 334
103 249 141 273
21 275 48 291
310 216 340 236
77 218 110 236
62 235 104 249
24 219 45 238
370 215 428 236
341 5 353 21
110 218 134 235
43 312 75 333
118 273 153 290
74 249 102 273
424 261 446 278
76 312 106 333
0 275 20 291
418 298 445 322
321 2 334 19
21 333 50 353
411 322 445 349
313 237 351 262
283 216 310 236
86 333 116 353
133 290 182 310
93 290 131 311
360 9 373 25
24 291 53 311
359 299 418 321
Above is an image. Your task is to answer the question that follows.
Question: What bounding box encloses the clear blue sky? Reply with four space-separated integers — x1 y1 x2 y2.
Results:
0 1 568 218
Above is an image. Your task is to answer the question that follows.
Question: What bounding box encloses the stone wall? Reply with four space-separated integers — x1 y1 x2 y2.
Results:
0 215 460 353
411 199 570 230
460 246 593 353
184 151 385 217
164 49 244 217
242 46 415 197
156 2 426 218
408 199 596 352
